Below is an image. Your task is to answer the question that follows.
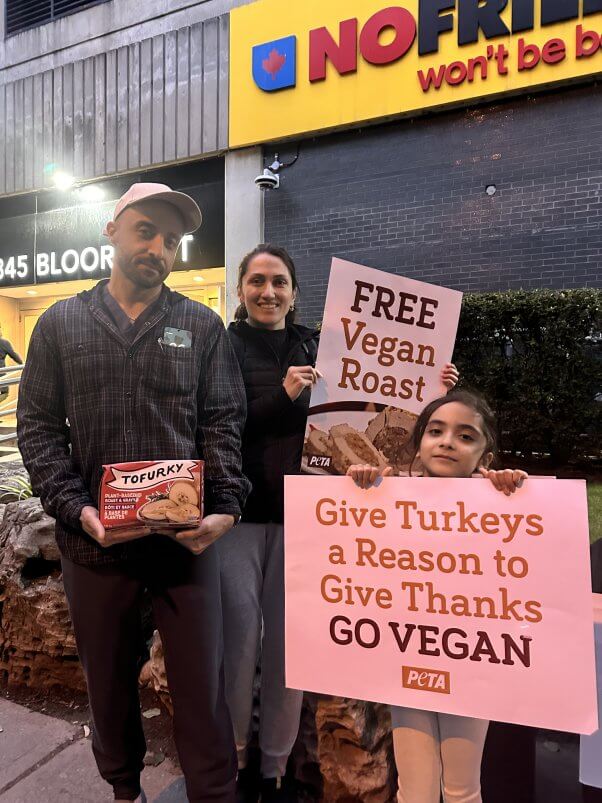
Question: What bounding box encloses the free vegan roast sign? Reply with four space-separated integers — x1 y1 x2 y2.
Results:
301 259 462 476
230 0 602 146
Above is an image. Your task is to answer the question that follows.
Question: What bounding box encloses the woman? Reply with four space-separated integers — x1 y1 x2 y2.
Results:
219 244 459 802
218 244 319 803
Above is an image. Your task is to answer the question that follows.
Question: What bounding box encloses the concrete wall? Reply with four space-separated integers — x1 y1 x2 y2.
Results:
0 4 239 195
264 84 602 327
224 147 264 320
0 0 252 80
0 0 268 321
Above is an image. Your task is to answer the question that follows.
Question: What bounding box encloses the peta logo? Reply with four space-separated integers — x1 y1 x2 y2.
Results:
252 36 297 91
402 666 451 695
308 455 332 469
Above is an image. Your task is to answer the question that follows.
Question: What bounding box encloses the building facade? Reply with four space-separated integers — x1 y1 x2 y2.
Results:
264 83 602 325
0 0 262 372
0 0 600 357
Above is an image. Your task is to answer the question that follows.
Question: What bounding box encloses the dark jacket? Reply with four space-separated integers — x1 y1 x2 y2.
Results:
228 320 319 523
17 279 250 566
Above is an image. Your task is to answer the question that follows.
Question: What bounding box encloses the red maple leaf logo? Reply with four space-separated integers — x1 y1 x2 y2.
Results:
262 48 286 79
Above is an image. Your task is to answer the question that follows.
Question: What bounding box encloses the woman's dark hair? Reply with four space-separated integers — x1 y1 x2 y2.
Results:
410 390 498 472
234 243 299 323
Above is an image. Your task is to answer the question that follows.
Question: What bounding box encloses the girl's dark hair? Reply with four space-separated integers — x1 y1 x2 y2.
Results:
234 243 299 324
410 390 498 471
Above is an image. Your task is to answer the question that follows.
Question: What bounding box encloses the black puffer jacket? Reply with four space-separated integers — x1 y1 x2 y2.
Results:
228 320 319 523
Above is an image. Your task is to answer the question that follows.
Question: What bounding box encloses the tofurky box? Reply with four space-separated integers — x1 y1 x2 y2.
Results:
100 460 203 531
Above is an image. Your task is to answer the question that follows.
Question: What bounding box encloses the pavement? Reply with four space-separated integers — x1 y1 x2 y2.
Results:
0 698 187 802
1 695 601 802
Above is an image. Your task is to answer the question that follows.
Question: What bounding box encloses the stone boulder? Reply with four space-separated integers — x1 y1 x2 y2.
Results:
139 629 173 714
140 633 396 801
0 497 85 691
310 697 395 802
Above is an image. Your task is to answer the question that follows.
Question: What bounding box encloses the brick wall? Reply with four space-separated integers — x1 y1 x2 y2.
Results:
264 84 602 326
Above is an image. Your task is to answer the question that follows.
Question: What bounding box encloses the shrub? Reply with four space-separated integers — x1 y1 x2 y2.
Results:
453 289 601 465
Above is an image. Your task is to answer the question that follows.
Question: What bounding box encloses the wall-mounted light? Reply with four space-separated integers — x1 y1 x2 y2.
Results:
486 184 497 196
193 275 204 283
26 290 38 296
53 170 76 191
77 184 106 202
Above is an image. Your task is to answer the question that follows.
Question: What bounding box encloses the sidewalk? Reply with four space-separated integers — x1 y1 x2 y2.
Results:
0 698 187 802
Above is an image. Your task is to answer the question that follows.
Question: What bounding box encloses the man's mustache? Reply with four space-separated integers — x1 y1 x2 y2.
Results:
136 257 166 272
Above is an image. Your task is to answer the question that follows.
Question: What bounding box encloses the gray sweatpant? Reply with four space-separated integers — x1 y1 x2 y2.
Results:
217 522 303 779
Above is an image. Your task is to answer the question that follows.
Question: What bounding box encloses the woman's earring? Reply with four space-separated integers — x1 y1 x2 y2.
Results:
290 302 295 311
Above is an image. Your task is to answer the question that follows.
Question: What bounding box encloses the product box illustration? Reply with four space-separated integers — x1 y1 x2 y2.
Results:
100 460 203 531
302 259 463 475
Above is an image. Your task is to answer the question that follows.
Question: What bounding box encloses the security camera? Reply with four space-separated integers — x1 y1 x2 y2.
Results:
255 168 280 191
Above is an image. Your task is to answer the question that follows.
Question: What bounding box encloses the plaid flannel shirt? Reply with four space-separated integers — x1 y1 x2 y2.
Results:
17 279 250 565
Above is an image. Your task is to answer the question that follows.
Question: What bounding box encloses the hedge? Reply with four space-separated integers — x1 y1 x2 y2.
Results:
453 289 601 466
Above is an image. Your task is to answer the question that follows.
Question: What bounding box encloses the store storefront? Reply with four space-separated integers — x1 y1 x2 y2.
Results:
229 0 602 325
0 0 600 350
0 158 226 420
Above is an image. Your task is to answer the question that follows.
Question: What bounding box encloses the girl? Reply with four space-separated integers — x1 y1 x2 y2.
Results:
348 390 527 803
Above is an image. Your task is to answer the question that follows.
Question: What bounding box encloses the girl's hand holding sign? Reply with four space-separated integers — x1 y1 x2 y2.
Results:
441 362 459 390
346 464 393 489
348 463 529 494
478 467 528 495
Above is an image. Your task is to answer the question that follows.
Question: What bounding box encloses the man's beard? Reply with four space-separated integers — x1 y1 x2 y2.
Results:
121 257 167 289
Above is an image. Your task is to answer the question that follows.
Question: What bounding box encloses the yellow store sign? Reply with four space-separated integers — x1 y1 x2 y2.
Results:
229 0 602 148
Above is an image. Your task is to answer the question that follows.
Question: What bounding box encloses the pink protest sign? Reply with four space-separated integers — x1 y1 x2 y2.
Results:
302 259 462 475
285 475 598 733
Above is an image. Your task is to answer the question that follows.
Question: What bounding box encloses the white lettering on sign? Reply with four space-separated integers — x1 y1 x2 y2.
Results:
36 253 49 277
61 250 79 275
181 234 194 262
101 244 113 272
0 255 29 281
80 246 99 273
34 246 114 281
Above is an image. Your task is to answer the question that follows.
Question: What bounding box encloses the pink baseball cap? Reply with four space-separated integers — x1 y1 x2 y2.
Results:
103 182 202 236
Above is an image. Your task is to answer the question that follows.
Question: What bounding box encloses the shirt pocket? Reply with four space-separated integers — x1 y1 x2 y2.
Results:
62 340 118 400
145 346 197 396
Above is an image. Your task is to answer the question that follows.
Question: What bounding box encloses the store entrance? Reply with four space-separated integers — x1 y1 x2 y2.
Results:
0 267 226 430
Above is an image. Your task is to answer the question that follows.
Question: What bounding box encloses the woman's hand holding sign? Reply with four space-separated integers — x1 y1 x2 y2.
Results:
283 365 323 401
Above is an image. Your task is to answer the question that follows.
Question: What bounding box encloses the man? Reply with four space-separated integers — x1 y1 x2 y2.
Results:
17 183 250 803
0 326 22 405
